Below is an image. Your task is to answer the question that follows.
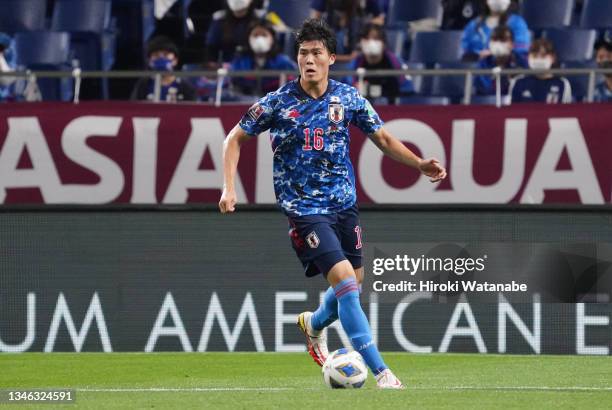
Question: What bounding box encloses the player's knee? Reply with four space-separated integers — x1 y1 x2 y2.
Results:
326 260 356 286
354 267 364 285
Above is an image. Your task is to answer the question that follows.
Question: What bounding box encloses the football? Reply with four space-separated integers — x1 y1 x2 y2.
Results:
322 348 368 389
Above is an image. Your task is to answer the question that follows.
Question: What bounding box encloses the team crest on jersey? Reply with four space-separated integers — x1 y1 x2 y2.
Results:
306 231 320 248
328 103 344 124
247 103 264 121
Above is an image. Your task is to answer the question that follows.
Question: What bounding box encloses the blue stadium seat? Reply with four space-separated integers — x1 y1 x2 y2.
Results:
51 0 116 98
386 29 409 60
431 62 477 104
15 31 73 101
398 96 450 106
51 0 112 32
409 31 463 65
387 0 443 28
542 29 597 62
268 0 312 29
580 0 612 30
561 61 597 102
521 0 574 30
0 0 47 34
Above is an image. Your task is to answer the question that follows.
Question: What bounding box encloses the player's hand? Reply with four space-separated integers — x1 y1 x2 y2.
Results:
418 158 447 183
219 188 237 213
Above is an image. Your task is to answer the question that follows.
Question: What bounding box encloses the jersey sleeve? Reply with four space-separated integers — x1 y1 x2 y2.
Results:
351 90 383 135
239 93 275 136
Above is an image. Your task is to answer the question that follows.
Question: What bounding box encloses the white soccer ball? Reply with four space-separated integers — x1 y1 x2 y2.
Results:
322 348 368 389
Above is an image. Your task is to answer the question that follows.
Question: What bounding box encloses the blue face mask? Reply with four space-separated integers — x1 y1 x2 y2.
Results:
150 56 174 71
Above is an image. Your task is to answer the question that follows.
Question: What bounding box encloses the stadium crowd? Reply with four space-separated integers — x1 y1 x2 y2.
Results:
0 0 610 104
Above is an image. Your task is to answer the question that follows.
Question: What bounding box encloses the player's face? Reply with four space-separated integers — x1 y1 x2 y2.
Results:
297 40 336 85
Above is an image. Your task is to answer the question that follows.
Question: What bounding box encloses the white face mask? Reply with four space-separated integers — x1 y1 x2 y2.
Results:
487 0 510 13
361 39 384 58
227 0 251 12
249 35 272 54
528 57 553 70
489 41 511 57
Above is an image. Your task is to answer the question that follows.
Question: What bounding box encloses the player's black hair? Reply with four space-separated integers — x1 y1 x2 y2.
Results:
294 19 337 55
359 23 386 44
146 36 179 58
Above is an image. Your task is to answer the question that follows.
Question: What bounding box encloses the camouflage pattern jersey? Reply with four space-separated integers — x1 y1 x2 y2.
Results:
239 78 383 216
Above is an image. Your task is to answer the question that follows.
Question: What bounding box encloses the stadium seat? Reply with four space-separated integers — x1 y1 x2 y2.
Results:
51 0 116 99
431 62 477 104
580 0 612 30
14 31 73 101
398 96 450 105
386 29 409 60
387 0 443 28
409 31 463 66
51 0 112 32
0 0 46 35
560 61 597 102
268 0 312 30
542 29 597 62
520 0 574 31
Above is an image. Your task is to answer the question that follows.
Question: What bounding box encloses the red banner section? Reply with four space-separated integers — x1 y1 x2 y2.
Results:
0 102 610 204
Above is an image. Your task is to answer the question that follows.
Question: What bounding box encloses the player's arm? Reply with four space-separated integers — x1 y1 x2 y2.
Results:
368 127 447 182
219 124 251 213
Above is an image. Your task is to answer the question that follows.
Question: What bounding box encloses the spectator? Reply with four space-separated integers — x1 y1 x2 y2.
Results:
461 0 530 62
130 36 197 102
594 60 612 103
206 0 266 63
509 39 572 104
594 37 612 65
0 32 16 101
348 23 413 103
475 25 527 95
231 20 297 96
442 0 484 30
310 0 384 62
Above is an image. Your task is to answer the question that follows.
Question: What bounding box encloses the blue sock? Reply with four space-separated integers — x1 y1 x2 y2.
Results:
334 277 387 375
311 287 338 330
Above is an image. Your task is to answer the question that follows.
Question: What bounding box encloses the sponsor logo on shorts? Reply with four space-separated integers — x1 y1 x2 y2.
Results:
306 231 320 248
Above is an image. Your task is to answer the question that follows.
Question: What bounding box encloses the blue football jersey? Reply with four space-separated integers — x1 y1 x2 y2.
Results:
239 79 383 216
509 75 573 104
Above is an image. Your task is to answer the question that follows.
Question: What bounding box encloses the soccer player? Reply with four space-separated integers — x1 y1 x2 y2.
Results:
219 19 446 389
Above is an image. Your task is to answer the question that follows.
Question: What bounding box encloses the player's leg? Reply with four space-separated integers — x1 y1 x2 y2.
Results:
310 265 363 330
326 260 404 389
311 205 365 330
290 217 344 366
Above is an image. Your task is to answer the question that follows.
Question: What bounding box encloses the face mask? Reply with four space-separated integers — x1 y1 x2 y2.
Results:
249 35 272 54
227 0 251 11
361 39 384 58
489 41 511 57
528 57 553 70
487 0 510 13
150 56 174 71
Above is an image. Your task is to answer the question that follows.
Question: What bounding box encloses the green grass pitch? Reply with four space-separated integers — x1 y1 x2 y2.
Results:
1 353 611 409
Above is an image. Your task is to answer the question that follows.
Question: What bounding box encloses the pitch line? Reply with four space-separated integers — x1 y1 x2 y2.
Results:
77 386 612 393
79 387 294 392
